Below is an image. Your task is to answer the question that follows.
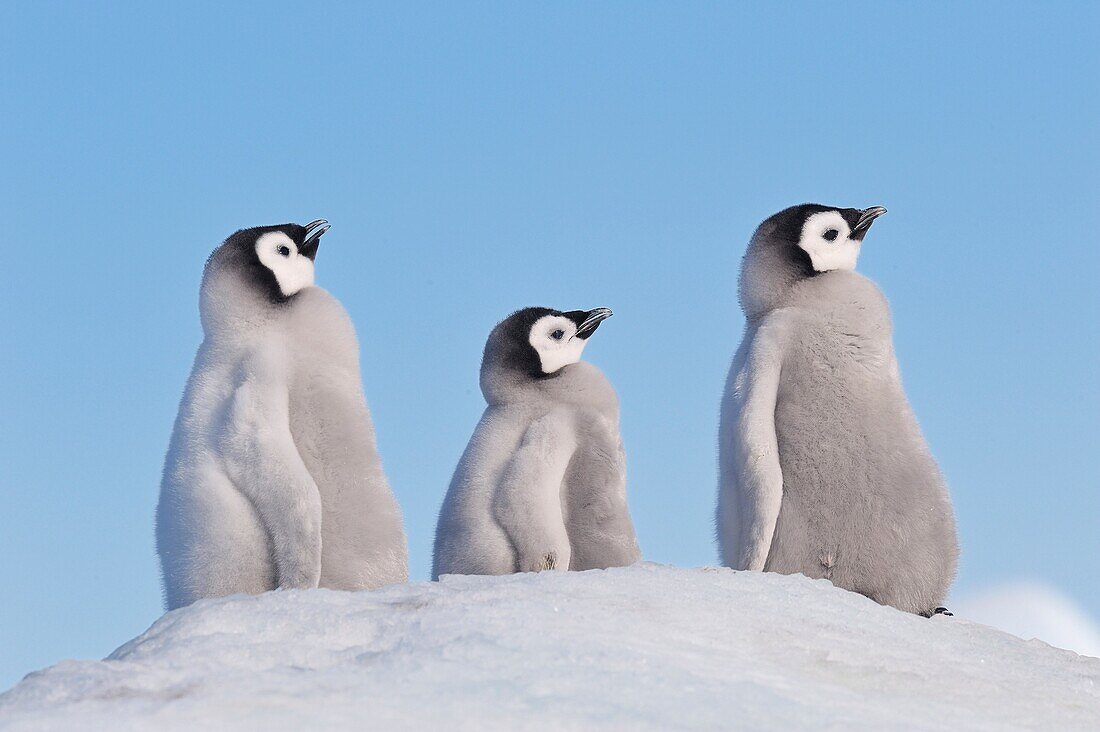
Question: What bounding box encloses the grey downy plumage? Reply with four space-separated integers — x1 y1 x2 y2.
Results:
433 307 640 579
156 221 407 609
717 204 958 616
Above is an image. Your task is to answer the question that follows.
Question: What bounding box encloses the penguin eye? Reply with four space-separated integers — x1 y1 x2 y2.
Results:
823 229 839 242
551 329 565 341
277 245 291 257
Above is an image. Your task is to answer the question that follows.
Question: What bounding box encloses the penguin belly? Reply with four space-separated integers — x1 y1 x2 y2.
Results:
765 337 957 614
561 412 639 571
281 287 407 590
288 373 407 591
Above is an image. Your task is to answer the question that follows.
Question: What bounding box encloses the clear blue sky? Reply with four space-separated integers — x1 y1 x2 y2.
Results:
1 2 1097 689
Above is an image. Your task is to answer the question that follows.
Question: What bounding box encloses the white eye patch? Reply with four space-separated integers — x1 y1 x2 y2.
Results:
798 211 861 272
528 314 587 374
255 232 315 297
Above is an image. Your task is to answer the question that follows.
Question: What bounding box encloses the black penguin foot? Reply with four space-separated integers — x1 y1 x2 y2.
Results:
919 606 954 618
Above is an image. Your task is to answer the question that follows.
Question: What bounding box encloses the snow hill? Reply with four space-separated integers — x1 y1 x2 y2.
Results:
2 565 1099 730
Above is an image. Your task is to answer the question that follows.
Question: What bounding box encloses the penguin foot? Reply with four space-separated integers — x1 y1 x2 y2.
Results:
918 606 954 618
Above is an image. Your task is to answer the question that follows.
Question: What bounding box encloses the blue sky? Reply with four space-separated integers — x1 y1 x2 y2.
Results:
1 2 1097 689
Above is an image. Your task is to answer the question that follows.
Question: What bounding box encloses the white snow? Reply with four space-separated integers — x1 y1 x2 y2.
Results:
954 580 1100 659
2 565 1099 730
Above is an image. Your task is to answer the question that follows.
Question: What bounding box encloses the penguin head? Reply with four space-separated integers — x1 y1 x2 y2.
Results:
199 220 329 329
739 204 886 317
482 306 613 386
225 219 329 301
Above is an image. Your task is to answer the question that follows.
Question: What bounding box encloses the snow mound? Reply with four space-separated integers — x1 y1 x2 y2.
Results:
2 565 1099 730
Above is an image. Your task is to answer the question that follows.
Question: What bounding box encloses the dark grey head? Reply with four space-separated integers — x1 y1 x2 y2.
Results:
754 203 887 276
483 306 613 379
739 204 886 318
210 219 330 303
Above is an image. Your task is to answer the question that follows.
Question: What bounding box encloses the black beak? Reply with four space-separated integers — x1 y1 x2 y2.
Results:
850 206 887 240
565 307 613 339
300 219 330 261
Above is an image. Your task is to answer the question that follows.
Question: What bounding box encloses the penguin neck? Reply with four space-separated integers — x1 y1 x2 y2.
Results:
738 237 814 321
788 269 889 319
199 266 286 340
480 361 617 414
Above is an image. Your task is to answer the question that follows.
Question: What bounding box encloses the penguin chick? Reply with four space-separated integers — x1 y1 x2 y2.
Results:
717 204 959 616
156 220 407 610
433 307 640 579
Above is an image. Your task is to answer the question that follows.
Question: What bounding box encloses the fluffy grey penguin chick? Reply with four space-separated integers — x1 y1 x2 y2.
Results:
717 204 959 616
156 221 408 610
433 307 640 579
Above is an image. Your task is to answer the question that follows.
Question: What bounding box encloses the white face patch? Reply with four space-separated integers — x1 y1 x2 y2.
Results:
798 211 861 272
254 232 315 297
528 314 587 374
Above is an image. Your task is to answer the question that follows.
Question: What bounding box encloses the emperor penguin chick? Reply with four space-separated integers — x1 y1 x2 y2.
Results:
156 221 407 610
433 307 640 579
717 204 959 616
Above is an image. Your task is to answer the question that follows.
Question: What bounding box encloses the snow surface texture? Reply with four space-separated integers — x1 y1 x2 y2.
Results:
2 565 1099 731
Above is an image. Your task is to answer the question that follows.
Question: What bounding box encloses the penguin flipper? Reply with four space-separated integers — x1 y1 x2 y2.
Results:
221 372 323 590
491 411 577 573
722 317 788 572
